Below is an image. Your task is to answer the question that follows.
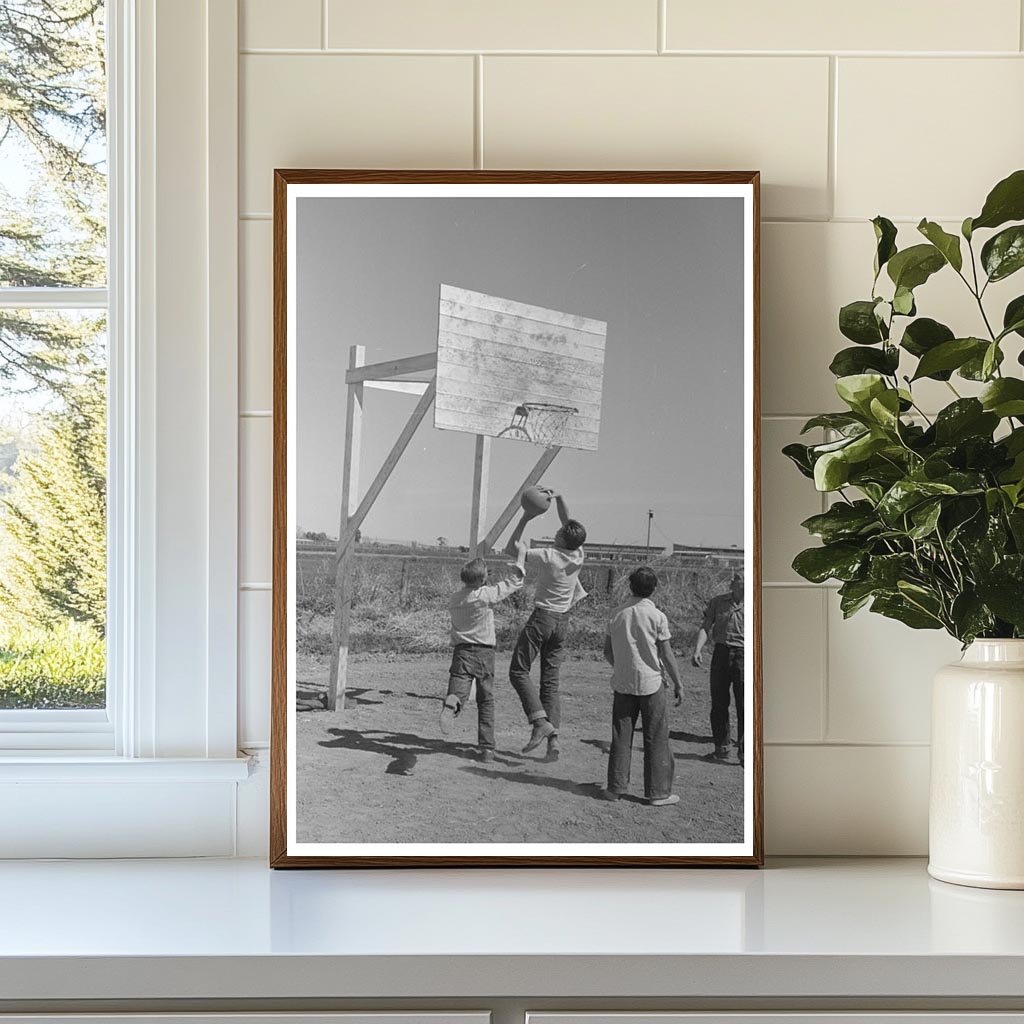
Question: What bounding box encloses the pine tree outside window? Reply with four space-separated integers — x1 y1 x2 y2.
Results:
0 1 109 722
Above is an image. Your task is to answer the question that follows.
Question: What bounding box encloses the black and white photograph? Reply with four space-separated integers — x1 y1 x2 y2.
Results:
272 171 762 866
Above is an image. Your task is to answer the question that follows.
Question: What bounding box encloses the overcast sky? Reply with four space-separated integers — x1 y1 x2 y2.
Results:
295 195 745 549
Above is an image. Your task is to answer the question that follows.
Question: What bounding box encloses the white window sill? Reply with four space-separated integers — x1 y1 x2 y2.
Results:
0 755 252 782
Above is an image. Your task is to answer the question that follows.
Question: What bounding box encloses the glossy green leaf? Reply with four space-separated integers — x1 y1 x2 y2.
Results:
782 442 815 479
950 592 995 644
981 225 1024 282
917 218 963 272
892 286 916 316
908 500 942 539
959 344 1004 381
933 399 999 444
900 317 954 358
962 216 974 241
839 299 886 345
911 337 988 381
871 594 943 630
792 542 866 584
980 378 1024 418
872 215 898 277
1003 295 1024 339
977 572 1024 628
829 345 899 378
971 169 1024 232
835 373 887 414
800 413 865 435
887 244 945 291
877 479 958 524
814 450 851 491
800 501 879 543
868 389 901 430
982 342 1000 381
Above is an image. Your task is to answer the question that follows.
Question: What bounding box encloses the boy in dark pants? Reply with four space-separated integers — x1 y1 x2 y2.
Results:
504 488 587 759
692 571 745 766
439 542 527 761
600 567 683 805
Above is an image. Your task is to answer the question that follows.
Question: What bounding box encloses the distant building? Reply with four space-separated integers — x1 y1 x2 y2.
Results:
671 543 744 568
529 538 670 563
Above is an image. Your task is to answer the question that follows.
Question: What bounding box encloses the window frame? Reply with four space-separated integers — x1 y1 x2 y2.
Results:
0 2 122 751
0 0 242 789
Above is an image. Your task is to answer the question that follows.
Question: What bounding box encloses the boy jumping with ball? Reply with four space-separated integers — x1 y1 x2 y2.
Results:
439 541 528 762
600 566 682 806
504 487 587 759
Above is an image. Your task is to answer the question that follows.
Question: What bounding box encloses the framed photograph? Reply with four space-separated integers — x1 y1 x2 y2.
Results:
271 170 762 867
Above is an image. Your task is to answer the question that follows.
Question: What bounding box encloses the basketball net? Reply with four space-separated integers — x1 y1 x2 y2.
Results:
497 402 578 446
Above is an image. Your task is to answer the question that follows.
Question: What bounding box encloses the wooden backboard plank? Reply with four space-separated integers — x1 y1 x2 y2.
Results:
437 337 604 387
435 374 603 420
441 284 606 336
436 393 601 433
439 305 606 358
434 284 607 453
436 350 604 399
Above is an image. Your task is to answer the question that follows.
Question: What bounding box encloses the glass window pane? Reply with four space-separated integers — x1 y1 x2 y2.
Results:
0 1 107 289
0 309 105 709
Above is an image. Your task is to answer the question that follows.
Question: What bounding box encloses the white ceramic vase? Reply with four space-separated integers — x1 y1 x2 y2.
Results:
929 639 1024 889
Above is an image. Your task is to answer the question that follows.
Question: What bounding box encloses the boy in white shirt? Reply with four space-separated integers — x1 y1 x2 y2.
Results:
439 542 527 762
601 566 683 806
504 488 587 758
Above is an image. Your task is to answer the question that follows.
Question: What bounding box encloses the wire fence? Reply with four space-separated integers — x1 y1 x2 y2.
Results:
295 547 742 658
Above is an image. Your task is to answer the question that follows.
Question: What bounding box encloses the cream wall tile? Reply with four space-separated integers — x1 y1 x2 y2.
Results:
240 55 474 213
240 220 272 411
241 0 321 50
762 588 825 743
666 0 1020 53
761 221 1014 416
836 58 1024 221
239 590 271 746
761 418 824 583
483 56 830 219
328 0 657 51
240 417 272 586
826 593 961 743
765 744 929 854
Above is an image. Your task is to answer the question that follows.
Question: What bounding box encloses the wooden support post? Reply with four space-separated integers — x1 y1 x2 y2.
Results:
337 380 437 557
469 434 492 555
327 345 365 712
345 351 437 384
478 445 562 555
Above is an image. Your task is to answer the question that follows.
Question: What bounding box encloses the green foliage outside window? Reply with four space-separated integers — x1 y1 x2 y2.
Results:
785 170 1024 645
0 1 107 708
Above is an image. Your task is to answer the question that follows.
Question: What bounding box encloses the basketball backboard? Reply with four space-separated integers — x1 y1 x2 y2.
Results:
433 284 606 452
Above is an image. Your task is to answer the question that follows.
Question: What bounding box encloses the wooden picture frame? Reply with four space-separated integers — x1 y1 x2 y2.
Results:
271 170 762 867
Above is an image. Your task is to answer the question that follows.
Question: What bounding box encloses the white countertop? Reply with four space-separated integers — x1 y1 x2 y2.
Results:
2 857 1024 1002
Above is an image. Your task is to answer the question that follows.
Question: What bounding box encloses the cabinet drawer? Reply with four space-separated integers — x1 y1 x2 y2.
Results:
0 1016 489 1024
529 1017 1024 1024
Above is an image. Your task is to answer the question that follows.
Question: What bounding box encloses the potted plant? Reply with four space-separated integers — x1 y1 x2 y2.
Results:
785 169 1024 889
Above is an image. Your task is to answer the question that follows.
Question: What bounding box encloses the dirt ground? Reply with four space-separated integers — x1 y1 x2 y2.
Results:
295 655 744 845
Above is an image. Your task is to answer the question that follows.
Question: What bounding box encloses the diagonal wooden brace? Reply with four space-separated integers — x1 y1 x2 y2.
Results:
478 445 561 554
336 379 437 561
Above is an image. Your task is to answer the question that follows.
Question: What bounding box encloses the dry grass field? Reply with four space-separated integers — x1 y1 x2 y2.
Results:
295 651 745 846
292 550 746 846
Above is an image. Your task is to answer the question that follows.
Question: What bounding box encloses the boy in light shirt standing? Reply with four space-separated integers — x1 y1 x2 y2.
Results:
600 566 683 806
439 541 528 762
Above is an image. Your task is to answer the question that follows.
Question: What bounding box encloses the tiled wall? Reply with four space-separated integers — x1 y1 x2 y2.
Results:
236 0 1024 854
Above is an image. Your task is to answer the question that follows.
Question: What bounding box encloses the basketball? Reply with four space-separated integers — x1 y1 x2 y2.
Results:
521 485 553 518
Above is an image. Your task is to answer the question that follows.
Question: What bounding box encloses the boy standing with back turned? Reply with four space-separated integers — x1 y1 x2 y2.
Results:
504 488 587 759
439 541 528 762
601 566 682 806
